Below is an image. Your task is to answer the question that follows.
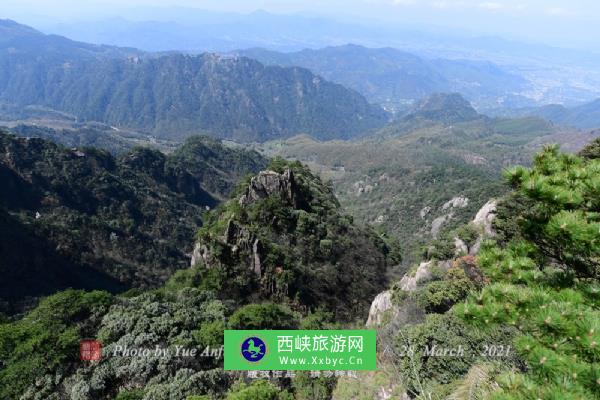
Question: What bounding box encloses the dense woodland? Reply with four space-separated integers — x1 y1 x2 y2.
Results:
0 132 267 314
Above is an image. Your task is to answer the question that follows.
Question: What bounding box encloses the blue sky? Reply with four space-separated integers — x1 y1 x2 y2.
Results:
2 0 599 50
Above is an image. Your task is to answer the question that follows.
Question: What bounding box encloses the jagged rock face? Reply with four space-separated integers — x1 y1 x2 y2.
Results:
366 259 451 326
431 213 453 238
473 200 497 237
430 196 470 238
190 242 203 267
470 200 497 255
194 169 305 273
191 218 261 276
442 196 469 210
252 238 262 277
398 259 453 292
454 237 469 256
366 290 393 326
239 169 306 209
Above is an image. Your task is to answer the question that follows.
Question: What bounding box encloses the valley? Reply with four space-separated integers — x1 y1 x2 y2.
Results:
256 94 598 267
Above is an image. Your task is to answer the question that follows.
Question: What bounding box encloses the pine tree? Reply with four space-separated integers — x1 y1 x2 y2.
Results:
455 145 600 399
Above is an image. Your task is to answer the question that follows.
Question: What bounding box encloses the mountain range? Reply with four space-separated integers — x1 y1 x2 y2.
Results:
1 9 600 400
0 19 388 142
35 9 600 67
237 45 530 112
33 10 600 108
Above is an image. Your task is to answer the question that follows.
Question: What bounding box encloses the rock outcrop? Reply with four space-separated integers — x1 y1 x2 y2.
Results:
366 291 393 326
191 217 262 277
469 200 497 255
366 199 497 327
472 200 497 236
367 259 450 326
239 169 307 210
430 196 470 238
192 169 306 273
431 213 453 238
442 196 469 210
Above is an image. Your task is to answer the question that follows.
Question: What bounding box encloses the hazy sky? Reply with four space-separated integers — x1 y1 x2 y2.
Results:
2 0 599 49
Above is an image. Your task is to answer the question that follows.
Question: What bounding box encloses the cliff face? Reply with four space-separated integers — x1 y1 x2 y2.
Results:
192 161 392 321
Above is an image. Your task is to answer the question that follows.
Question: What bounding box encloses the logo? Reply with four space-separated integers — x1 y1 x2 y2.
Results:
225 330 377 371
80 339 102 361
241 336 266 362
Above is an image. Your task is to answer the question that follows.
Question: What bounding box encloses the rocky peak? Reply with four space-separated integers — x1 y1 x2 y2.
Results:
239 168 306 210
191 160 388 320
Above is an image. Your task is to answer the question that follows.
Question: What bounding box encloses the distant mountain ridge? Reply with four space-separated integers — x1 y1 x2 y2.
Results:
0 18 139 59
236 44 530 112
0 20 388 142
528 99 600 129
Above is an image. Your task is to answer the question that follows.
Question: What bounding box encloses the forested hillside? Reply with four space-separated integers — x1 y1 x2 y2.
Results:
4 124 150 154
1 138 597 400
0 132 267 314
190 158 398 321
0 20 388 142
528 98 600 130
0 158 396 400
357 140 600 399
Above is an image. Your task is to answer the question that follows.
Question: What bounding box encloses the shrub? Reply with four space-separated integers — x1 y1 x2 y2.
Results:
396 313 518 396
415 267 474 313
578 136 600 160
193 320 225 347
227 303 299 330
0 290 113 399
299 308 336 329
225 380 292 400
503 145 600 279
115 389 145 400
292 371 336 400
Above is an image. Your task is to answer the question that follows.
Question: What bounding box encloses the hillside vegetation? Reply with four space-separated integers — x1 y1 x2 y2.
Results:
258 94 563 266
0 132 267 314
528 99 600 130
0 20 388 142
188 158 397 321
360 142 600 399
0 158 396 399
1 135 597 400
